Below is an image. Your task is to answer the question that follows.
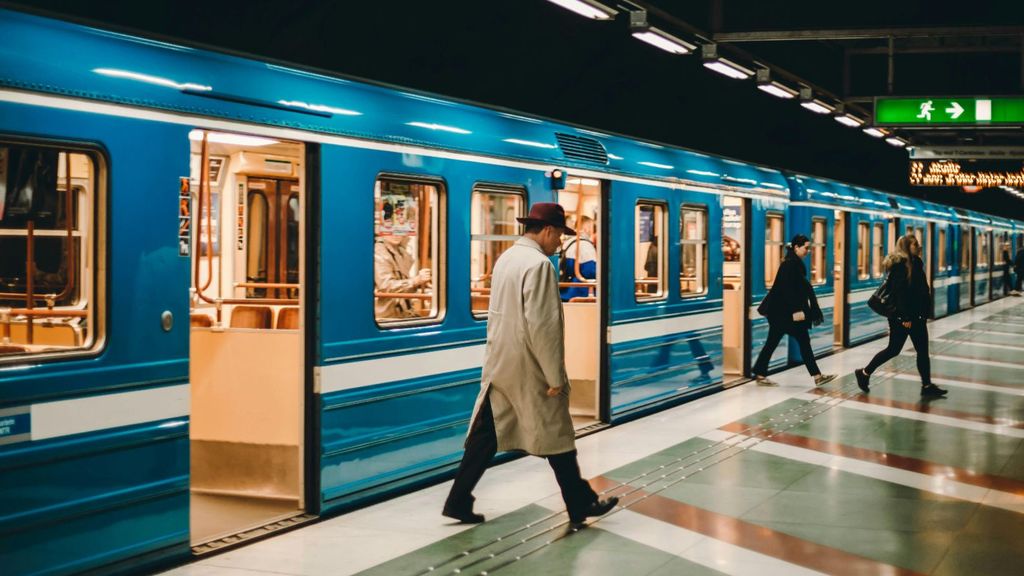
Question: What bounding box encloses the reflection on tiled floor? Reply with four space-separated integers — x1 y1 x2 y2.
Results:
161 298 1024 576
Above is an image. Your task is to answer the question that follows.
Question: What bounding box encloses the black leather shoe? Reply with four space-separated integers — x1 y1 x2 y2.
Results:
921 384 948 397
855 369 870 393
442 507 485 524
569 496 619 526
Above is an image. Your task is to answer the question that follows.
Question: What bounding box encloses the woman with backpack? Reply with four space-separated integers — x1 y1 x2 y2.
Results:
855 233 947 397
751 234 836 386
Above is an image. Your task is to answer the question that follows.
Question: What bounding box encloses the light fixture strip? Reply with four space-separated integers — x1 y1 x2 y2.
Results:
631 27 695 55
757 82 797 99
800 99 834 114
544 0 617 20
703 59 753 80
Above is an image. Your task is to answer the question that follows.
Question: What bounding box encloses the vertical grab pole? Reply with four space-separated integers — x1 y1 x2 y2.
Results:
26 220 35 344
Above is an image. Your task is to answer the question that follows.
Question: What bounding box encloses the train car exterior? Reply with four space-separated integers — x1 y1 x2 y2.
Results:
3 9 1023 576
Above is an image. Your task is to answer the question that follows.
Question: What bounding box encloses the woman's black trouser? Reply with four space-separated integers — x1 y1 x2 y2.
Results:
752 319 820 377
864 318 931 385
1003 270 1012 295
444 392 598 518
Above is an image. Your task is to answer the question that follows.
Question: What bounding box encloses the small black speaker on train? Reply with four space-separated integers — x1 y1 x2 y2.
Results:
0 145 59 224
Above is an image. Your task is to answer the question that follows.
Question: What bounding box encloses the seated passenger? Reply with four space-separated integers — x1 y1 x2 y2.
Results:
374 235 431 319
559 215 596 301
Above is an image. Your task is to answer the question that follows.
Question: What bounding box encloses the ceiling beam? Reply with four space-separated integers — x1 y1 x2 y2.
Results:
847 45 1021 55
714 26 1024 42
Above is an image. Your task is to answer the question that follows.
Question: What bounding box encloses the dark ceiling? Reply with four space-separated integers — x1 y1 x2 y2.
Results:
7 0 1024 218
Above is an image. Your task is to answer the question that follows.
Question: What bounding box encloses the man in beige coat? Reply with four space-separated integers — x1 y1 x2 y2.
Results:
442 202 618 527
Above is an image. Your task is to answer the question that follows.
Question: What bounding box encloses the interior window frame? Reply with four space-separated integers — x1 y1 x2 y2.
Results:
810 217 827 286
0 137 106 366
372 173 447 329
469 183 526 320
634 200 667 303
679 204 708 298
764 211 785 287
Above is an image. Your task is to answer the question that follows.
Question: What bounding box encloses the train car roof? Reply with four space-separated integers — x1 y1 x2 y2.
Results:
0 8 792 198
784 173 894 214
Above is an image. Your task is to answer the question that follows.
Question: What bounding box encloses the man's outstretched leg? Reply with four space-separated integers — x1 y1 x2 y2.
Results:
547 450 618 527
443 396 497 523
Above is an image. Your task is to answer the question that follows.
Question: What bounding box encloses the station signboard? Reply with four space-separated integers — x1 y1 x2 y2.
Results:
876 97 1024 126
909 159 1024 187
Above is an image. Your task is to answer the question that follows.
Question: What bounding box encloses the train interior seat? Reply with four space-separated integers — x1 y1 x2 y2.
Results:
275 306 299 329
229 305 273 329
5 320 83 348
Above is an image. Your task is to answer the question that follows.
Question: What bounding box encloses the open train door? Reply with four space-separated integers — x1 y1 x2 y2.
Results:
721 196 749 384
187 130 315 553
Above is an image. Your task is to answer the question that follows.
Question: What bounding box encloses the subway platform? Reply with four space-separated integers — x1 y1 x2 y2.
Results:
163 298 1024 576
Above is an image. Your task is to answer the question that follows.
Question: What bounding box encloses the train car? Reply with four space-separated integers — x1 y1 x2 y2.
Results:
922 201 959 318
2 8 1023 576
784 173 895 348
990 214 1016 298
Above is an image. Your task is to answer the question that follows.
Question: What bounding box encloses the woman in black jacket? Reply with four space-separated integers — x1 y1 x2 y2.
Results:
751 234 836 386
855 234 947 396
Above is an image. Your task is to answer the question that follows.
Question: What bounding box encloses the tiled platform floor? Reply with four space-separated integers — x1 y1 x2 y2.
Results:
162 297 1024 576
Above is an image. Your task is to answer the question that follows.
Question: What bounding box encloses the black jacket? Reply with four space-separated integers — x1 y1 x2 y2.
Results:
1015 248 1024 273
887 256 931 321
757 252 823 324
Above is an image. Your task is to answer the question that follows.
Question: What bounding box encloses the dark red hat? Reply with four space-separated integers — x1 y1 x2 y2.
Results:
516 202 576 236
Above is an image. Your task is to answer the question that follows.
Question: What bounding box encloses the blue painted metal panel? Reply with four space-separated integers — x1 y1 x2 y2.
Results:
787 205 835 362
0 100 190 574
0 8 791 199
606 179 730 418
748 198 790 372
0 418 189 575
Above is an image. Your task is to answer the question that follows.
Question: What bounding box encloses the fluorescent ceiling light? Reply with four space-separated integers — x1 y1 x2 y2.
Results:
631 28 696 55
862 127 887 138
544 0 617 20
800 99 834 114
277 100 361 116
639 161 674 169
703 59 753 80
189 130 278 147
755 69 797 99
834 114 864 127
885 136 908 147
686 169 720 177
757 82 798 99
94 68 211 91
406 121 471 134
504 138 556 149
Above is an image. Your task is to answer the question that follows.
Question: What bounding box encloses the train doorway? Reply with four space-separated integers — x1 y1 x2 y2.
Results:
833 210 847 346
721 196 748 383
186 130 309 550
558 176 603 430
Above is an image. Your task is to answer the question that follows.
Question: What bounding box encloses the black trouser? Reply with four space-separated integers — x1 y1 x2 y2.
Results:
444 393 598 518
864 318 931 385
1003 270 1012 295
1015 269 1023 292
752 319 820 377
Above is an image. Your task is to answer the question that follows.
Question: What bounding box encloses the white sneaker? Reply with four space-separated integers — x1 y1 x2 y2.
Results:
814 373 838 386
754 375 778 386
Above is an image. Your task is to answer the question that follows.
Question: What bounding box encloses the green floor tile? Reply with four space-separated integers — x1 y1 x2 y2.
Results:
785 465 949 501
930 342 1024 365
932 506 1024 576
754 520 956 574
945 328 1024 348
966 321 1024 335
898 356 1024 388
353 505 557 576
653 481 784 518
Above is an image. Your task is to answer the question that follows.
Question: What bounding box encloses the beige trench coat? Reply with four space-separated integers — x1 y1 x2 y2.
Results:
469 237 576 456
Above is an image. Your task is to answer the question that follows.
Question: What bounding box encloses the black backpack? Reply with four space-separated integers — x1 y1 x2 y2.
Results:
558 239 578 282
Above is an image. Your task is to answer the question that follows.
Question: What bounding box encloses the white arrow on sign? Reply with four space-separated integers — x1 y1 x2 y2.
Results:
945 101 965 119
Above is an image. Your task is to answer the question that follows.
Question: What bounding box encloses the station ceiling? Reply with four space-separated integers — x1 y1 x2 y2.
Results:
7 0 1024 217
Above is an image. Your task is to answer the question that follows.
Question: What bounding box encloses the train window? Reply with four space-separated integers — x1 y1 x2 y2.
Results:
961 228 971 270
0 143 102 362
810 218 827 285
871 223 883 278
938 228 947 270
635 202 666 302
856 223 869 279
764 213 784 286
374 177 444 326
680 206 707 297
977 231 989 269
470 186 524 318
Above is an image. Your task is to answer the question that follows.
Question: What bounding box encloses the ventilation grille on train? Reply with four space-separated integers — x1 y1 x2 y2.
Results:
555 133 608 165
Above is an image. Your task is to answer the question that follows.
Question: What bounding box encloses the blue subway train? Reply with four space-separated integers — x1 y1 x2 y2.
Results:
0 9 1020 575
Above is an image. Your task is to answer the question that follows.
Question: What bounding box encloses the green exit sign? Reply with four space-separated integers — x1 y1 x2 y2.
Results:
875 97 1024 125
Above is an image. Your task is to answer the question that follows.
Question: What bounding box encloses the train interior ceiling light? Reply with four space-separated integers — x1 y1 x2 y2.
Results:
187 130 278 146
544 0 617 20
701 44 753 80
629 11 696 55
